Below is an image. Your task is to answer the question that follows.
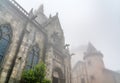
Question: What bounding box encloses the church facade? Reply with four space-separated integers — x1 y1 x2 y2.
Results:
0 0 71 83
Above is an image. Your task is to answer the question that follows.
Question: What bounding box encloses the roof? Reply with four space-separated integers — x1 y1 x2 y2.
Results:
84 42 103 59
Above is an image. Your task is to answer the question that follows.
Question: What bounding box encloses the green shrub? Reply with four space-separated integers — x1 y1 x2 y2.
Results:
21 61 51 83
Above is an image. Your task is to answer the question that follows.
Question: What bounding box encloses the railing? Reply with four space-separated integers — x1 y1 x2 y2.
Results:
8 0 29 17
6 0 46 34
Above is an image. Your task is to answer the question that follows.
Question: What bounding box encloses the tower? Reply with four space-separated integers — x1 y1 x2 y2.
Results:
83 42 105 83
84 42 104 69
72 42 120 83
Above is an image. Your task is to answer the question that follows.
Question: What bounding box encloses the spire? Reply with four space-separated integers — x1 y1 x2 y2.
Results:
29 8 34 18
87 42 97 53
84 42 103 60
56 12 58 16
38 4 44 13
29 8 37 20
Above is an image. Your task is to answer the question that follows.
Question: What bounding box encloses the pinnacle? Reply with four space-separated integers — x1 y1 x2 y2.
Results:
87 42 97 53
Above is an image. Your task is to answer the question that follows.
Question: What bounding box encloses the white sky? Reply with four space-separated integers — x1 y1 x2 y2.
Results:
15 0 120 71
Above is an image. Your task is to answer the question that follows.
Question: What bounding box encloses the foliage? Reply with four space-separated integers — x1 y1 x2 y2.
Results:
21 61 51 83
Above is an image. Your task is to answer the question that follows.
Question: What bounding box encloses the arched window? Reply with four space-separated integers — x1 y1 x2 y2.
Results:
0 24 12 65
25 45 40 70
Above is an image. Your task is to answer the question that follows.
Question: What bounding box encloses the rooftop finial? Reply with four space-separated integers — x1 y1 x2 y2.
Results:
29 8 33 14
56 12 58 16
49 14 52 18
38 4 44 13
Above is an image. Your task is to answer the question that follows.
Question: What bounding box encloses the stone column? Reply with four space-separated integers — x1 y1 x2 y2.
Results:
0 40 18 83
45 45 54 81
8 31 33 83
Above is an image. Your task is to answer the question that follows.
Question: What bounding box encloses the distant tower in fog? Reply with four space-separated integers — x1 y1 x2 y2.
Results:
72 42 120 83
84 42 105 69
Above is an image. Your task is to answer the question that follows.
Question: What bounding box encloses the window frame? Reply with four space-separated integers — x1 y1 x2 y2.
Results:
0 24 12 67
25 44 40 70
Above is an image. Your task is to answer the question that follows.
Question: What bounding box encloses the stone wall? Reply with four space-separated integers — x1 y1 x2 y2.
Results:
0 0 71 83
0 0 46 83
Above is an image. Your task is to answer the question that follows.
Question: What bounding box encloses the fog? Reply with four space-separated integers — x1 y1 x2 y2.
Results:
16 0 120 71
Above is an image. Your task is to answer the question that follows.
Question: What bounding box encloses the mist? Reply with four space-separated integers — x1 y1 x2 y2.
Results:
16 0 120 71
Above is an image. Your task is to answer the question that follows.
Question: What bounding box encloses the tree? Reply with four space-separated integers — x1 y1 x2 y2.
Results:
21 61 51 83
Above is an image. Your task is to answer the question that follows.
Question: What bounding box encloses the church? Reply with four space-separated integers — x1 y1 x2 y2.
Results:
0 0 71 83
72 43 120 83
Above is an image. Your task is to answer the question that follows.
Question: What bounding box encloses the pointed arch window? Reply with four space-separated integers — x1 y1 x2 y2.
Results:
0 24 12 65
25 44 40 70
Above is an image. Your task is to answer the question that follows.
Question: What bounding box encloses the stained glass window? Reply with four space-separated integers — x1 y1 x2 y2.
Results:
0 25 11 65
25 45 40 70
